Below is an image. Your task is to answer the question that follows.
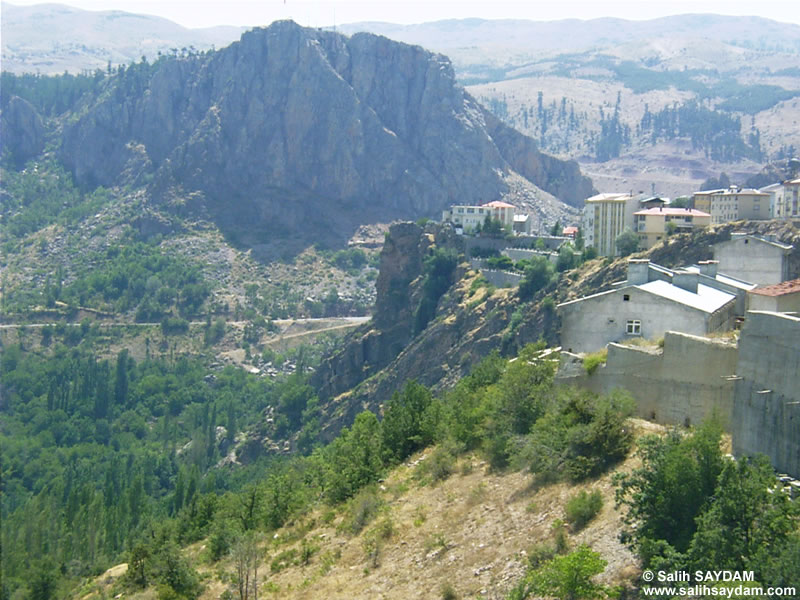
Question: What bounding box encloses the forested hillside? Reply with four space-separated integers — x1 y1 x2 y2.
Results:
4 338 798 599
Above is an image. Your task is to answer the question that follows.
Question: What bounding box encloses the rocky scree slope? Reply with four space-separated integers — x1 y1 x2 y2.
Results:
52 21 591 243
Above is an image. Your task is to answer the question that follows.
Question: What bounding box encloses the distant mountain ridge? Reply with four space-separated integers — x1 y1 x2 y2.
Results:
1 2 244 74
339 14 800 62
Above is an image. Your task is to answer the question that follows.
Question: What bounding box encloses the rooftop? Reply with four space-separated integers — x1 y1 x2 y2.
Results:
483 200 516 209
634 207 710 217
694 187 768 196
558 278 735 314
723 233 793 251
685 266 757 291
638 280 735 313
750 279 800 297
585 192 634 203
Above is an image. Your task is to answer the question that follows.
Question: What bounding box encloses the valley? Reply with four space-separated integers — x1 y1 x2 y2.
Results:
2 6 800 600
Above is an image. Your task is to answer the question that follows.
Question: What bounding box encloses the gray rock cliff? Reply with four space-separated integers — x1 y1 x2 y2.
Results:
59 21 591 240
0 96 46 167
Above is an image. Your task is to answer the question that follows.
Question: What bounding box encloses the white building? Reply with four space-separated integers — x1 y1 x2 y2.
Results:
583 192 643 257
761 179 800 220
442 200 517 233
558 259 737 353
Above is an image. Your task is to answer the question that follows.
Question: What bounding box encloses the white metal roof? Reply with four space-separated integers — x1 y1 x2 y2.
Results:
638 280 735 313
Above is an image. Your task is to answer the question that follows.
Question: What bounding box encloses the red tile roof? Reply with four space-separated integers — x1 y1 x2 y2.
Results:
750 279 800 297
483 201 515 209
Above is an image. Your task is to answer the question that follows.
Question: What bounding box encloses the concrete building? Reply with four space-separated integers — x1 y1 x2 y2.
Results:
562 226 578 239
483 201 516 228
713 233 793 286
558 259 737 353
513 213 531 235
443 200 516 233
557 331 738 428
582 192 642 257
685 261 756 317
692 187 770 224
639 196 670 210
759 183 786 218
634 206 711 250
442 204 492 232
758 180 800 220
783 178 800 219
747 279 800 313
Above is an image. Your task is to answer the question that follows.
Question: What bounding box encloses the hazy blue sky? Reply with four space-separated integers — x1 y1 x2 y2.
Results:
5 0 800 28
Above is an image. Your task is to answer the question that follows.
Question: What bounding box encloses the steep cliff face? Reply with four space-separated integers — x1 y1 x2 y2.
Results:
313 222 450 400
59 21 589 241
311 222 560 436
482 110 595 208
0 96 46 167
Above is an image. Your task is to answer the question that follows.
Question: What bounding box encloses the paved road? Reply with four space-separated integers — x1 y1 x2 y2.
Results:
0 316 371 329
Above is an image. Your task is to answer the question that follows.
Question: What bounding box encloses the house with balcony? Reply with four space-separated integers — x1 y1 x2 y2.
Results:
442 200 518 233
633 206 711 250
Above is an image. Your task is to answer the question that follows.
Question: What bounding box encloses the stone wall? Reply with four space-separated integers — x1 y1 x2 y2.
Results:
557 331 738 428
732 311 800 477
480 269 523 288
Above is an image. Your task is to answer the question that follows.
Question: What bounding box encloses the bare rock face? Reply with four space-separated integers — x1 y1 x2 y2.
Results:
312 222 433 400
60 21 592 241
0 96 46 167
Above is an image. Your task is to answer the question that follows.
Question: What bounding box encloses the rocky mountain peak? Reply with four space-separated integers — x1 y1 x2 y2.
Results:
53 21 591 245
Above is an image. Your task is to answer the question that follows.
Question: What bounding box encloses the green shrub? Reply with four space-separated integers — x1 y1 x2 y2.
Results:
565 490 604 531
270 548 298 573
518 256 554 300
441 582 459 600
583 350 607 375
343 488 382 535
426 446 455 483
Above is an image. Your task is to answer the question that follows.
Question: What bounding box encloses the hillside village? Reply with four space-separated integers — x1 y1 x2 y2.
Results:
440 177 800 480
3 8 800 600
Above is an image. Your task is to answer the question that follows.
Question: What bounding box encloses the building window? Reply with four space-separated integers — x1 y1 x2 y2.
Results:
623 294 630 301
626 319 641 335
467 208 474 213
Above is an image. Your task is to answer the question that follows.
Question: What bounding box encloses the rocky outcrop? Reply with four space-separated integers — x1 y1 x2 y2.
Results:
60 21 591 243
312 222 446 400
0 96 46 167
311 221 561 437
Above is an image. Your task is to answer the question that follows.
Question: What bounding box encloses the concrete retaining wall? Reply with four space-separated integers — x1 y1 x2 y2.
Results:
557 312 800 477
732 311 800 477
481 269 522 288
557 331 738 428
